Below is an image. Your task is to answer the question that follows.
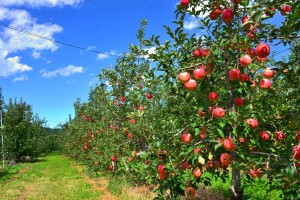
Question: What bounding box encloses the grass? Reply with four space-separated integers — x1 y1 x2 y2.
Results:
0 152 103 200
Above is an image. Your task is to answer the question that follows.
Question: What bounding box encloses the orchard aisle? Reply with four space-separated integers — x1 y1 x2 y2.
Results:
0 152 117 200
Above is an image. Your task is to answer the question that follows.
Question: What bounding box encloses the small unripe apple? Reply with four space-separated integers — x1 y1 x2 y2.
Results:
193 68 205 80
256 43 270 58
193 168 202 178
259 79 271 90
260 131 270 141
234 97 244 107
181 133 192 143
229 68 241 81
246 118 258 128
222 9 233 24
263 68 275 79
209 92 218 102
178 72 190 84
240 54 252 67
184 79 197 90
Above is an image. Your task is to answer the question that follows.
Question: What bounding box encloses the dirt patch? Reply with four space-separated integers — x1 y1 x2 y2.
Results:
71 163 118 200
16 184 36 200
123 185 156 200
8 165 32 182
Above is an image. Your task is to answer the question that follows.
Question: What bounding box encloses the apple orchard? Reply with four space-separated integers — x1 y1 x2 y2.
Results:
60 0 300 199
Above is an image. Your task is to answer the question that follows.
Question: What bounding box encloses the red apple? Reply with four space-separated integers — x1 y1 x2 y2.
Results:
182 133 192 143
193 49 202 58
247 48 257 58
128 156 134 162
246 118 259 129
281 4 291 15
259 79 271 90
263 68 275 79
180 0 189 7
260 131 270 141
265 7 276 16
274 130 286 142
229 68 241 81
240 74 250 83
185 187 196 199
109 165 114 170
240 54 252 67
138 106 145 111
158 164 166 173
257 56 268 63
234 97 244 107
210 8 222 20
138 83 143 89
200 126 206 139
256 43 270 58
249 168 262 178
83 116 89 121
178 72 190 84
209 92 218 102
222 9 233 24
145 160 150 165
129 119 136 124
223 138 235 151
184 79 197 91
212 107 226 118
241 16 249 24
111 156 117 162
146 93 153 99
193 168 202 178
232 0 242 4
220 153 232 166
120 96 126 102
200 48 210 57
193 68 205 80
198 110 207 117
128 133 133 139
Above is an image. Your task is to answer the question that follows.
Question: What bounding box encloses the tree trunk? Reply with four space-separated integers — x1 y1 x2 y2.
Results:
230 167 243 200
9 159 16 166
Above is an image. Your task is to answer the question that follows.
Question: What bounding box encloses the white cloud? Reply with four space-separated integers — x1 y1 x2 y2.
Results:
0 55 32 77
0 7 63 77
96 50 117 60
0 0 83 8
187 1 209 18
184 16 199 30
40 65 85 78
32 51 41 59
13 74 28 83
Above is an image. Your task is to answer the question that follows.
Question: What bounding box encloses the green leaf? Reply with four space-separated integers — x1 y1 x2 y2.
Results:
217 129 224 137
214 143 223 151
218 122 225 129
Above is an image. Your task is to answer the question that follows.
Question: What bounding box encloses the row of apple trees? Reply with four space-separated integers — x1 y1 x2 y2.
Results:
60 0 300 199
0 97 60 165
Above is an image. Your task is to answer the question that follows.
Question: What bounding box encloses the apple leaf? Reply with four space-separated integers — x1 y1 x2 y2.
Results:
194 128 200 136
208 152 213 160
214 143 223 151
217 129 224 137
198 156 205 165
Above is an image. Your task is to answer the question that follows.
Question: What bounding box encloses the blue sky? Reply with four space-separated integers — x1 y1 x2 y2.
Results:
0 0 177 128
0 0 289 128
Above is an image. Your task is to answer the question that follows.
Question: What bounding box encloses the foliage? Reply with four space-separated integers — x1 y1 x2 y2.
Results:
60 1 300 199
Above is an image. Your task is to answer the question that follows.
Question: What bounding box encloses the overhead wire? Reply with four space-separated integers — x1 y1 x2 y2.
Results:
0 21 120 58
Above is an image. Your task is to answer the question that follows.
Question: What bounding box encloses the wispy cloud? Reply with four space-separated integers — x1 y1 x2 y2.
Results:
40 65 85 78
184 16 199 30
97 50 117 60
12 74 28 83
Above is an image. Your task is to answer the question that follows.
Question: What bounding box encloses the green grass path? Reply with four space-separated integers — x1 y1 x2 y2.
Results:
0 152 103 200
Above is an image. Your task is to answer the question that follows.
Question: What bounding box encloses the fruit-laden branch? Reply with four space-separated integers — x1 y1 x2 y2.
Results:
168 125 189 143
